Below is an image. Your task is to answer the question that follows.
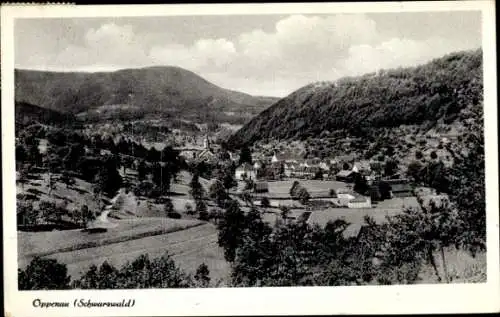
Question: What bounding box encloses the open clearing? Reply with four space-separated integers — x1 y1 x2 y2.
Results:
19 222 229 285
250 179 348 199
417 248 486 284
18 217 202 260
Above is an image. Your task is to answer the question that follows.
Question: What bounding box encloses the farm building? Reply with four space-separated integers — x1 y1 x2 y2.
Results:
336 170 356 182
197 148 216 164
352 161 372 175
390 183 414 198
235 163 257 181
253 160 264 170
254 181 269 193
347 196 372 209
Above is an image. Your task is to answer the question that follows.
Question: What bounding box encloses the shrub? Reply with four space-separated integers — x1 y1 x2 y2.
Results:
167 211 182 219
19 257 71 290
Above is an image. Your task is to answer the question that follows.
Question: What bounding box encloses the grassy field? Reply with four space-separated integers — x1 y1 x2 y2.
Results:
18 217 203 259
416 247 486 284
305 197 419 227
19 223 230 286
267 180 347 194
17 172 101 213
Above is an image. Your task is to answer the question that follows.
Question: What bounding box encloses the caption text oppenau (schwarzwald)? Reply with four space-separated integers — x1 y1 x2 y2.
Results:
32 299 135 308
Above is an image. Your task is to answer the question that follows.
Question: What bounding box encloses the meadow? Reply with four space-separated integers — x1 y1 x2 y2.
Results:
19 223 229 285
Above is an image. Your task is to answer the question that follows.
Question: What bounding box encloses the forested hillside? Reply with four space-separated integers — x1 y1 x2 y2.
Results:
229 49 482 147
15 67 278 125
15 101 77 130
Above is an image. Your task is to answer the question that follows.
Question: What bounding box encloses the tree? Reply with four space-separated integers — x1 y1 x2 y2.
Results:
378 181 391 200
423 161 450 194
137 160 148 181
194 263 211 288
17 199 37 226
16 143 28 163
60 170 75 188
297 187 311 205
217 167 237 190
196 199 209 220
353 173 368 195
430 151 438 160
80 204 95 226
385 145 395 157
209 180 228 207
185 203 195 215
18 257 71 290
152 163 171 195
407 161 424 183
415 151 424 160
384 159 398 177
289 181 301 197
47 172 57 197
241 192 253 207
189 172 204 200
164 198 175 215
280 205 290 220
244 178 255 191
17 166 30 190
95 156 123 197
261 196 271 209
217 200 246 262
239 146 252 165
64 143 85 171
386 196 461 283
446 114 485 252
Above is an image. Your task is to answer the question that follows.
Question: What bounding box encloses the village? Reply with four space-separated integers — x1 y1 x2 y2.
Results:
173 133 420 237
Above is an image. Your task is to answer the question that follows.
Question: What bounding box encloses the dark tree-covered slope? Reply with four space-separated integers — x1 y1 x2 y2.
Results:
229 49 482 147
15 67 278 124
15 101 76 129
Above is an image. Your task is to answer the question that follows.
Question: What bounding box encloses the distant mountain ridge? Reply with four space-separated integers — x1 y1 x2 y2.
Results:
228 49 483 147
15 66 279 124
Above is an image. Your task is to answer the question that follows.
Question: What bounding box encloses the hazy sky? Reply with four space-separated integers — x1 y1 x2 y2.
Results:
15 11 481 97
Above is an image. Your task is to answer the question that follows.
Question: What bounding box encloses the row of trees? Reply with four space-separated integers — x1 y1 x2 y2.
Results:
19 253 212 290
215 199 428 286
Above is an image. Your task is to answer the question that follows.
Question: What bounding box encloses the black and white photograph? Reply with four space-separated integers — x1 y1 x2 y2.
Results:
2 1 499 316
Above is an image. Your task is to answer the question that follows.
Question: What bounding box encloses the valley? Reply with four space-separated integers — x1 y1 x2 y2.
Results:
15 49 486 288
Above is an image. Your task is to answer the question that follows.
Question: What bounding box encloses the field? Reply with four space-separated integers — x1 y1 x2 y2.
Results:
416 247 486 284
18 221 230 285
17 172 101 213
18 217 202 259
250 179 348 199
268 179 347 194
17 167 232 285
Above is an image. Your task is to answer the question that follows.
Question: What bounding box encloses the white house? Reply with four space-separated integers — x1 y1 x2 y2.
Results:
235 163 257 181
253 161 263 170
347 196 372 209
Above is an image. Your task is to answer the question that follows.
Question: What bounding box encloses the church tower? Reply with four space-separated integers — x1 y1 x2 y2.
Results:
203 134 210 150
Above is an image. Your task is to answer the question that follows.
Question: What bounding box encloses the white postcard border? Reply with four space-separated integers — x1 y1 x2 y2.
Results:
2 1 499 316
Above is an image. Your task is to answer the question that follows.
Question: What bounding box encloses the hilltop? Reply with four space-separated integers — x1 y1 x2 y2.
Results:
228 49 483 147
15 66 278 125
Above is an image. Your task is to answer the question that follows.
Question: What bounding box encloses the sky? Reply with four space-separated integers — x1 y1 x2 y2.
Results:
15 11 482 97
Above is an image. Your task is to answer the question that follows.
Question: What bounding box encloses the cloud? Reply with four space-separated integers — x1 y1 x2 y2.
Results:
15 15 481 96
149 38 237 71
44 23 150 71
342 37 477 77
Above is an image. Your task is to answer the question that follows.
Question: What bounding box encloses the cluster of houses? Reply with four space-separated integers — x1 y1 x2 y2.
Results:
234 151 374 182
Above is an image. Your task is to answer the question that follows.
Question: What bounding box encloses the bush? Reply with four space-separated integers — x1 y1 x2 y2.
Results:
19 257 71 290
167 211 182 219
198 210 209 221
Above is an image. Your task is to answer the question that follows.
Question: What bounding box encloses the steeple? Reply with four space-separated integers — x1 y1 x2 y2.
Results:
203 134 210 150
